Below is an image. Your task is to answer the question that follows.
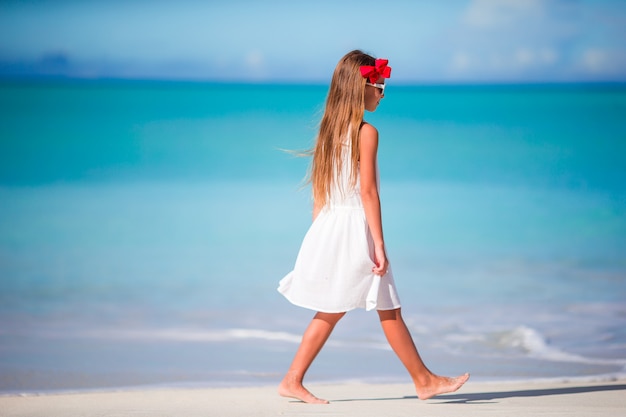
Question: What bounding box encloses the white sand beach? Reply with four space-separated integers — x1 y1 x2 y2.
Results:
1 378 625 417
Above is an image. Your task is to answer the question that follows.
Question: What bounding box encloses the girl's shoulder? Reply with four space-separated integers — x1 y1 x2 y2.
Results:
359 121 379 140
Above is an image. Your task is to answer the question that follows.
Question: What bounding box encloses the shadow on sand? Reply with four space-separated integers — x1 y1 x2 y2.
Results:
432 383 626 404
331 383 626 404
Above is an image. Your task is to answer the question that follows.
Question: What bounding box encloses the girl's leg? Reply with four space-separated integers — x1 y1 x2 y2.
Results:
278 311 345 404
378 308 469 400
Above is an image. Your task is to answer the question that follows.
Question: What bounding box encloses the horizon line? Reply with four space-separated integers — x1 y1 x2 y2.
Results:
2 74 626 88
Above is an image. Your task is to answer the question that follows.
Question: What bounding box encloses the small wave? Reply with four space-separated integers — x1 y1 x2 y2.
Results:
498 326 626 366
79 326 392 350
86 328 303 344
444 324 626 367
74 328 391 350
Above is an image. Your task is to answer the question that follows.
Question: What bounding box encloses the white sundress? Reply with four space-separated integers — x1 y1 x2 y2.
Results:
277 136 401 313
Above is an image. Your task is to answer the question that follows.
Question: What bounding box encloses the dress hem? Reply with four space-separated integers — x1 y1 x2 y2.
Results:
278 290 401 313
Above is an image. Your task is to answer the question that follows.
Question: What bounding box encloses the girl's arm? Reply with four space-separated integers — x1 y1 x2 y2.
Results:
359 123 388 276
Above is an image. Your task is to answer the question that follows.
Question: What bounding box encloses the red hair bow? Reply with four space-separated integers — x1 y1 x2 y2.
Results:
360 59 392 83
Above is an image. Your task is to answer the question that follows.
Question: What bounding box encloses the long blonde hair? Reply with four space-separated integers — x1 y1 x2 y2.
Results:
310 50 375 207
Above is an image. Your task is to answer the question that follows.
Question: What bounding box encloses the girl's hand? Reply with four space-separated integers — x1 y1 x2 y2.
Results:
372 244 389 276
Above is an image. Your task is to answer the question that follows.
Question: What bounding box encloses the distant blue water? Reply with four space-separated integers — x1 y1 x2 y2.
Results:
0 80 625 393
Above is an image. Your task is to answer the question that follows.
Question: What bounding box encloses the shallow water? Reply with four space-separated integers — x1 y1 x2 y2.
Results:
0 81 625 392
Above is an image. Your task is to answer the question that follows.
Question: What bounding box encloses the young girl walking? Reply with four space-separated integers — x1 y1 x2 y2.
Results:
277 50 469 404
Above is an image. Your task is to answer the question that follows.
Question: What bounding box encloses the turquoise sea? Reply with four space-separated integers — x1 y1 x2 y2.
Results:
0 80 625 393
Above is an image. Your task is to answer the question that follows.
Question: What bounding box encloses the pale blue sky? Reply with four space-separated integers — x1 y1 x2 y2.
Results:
1 0 625 82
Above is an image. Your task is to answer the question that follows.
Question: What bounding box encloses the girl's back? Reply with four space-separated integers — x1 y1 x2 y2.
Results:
328 132 365 209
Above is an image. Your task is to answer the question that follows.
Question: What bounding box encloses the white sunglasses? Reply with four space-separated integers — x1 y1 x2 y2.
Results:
366 82 386 94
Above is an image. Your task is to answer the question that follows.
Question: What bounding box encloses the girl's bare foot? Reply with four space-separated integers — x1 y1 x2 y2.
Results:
415 373 470 400
278 374 329 404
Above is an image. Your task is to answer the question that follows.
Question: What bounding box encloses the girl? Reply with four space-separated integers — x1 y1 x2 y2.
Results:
277 50 469 404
